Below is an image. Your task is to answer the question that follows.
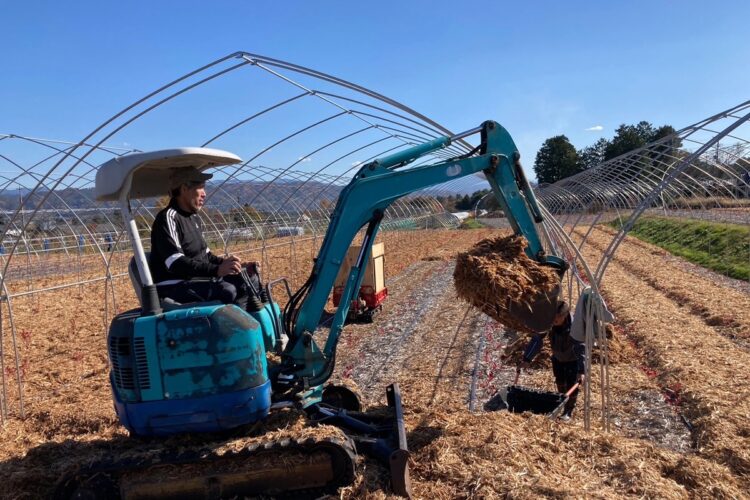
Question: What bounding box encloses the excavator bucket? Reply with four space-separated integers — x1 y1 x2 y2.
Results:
507 257 568 333
311 383 412 498
507 282 562 333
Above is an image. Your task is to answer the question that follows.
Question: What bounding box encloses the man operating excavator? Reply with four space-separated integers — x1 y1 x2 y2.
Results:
149 167 263 309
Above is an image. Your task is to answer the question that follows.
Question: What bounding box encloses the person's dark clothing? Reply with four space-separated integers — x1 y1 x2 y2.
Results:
552 358 580 416
523 314 586 373
155 274 251 309
150 200 223 283
522 314 584 416
149 200 260 309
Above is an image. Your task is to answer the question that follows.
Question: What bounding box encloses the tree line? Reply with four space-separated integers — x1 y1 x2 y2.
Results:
533 121 679 185
434 190 502 212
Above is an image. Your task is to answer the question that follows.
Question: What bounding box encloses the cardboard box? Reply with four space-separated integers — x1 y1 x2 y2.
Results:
334 242 385 293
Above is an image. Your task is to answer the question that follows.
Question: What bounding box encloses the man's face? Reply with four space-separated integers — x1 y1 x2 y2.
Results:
179 182 206 213
553 311 567 326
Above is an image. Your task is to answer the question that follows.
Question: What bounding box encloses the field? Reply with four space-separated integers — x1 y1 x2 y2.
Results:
1 226 750 499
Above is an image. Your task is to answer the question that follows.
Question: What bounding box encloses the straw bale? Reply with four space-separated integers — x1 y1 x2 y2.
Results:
454 235 560 333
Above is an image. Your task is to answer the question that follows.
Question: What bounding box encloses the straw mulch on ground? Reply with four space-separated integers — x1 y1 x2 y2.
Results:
593 225 750 344
401 407 745 499
4 225 750 498
0 229 499 499
454 235 561 333
577 227 750 491
336 260 744 499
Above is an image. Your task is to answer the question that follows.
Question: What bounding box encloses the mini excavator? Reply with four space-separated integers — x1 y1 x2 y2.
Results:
54 121 566 499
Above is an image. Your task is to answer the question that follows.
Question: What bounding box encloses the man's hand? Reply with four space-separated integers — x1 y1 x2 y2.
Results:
577 373 586 385
218 255 241 277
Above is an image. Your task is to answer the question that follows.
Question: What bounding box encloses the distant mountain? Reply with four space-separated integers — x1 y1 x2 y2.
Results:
0 178 345 213
0 171 471 214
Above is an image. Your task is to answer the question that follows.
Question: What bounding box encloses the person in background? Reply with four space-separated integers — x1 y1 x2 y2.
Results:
518 300 585 421
149 167 264 310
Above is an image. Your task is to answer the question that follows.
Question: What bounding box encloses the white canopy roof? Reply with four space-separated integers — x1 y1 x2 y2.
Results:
94 147 242 201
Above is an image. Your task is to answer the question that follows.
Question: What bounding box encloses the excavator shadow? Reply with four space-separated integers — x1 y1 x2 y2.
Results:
406 425 445 453
2 435 134 498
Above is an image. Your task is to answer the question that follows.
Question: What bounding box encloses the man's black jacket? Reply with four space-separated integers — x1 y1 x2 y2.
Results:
149 200 223 284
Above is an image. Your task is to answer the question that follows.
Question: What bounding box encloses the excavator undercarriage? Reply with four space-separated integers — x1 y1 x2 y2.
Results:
55 432 356 499
53 384 410 499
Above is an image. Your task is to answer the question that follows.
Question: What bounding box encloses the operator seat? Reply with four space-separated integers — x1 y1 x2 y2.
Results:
128 253 181 310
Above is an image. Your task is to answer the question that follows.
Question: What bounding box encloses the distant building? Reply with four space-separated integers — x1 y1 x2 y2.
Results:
276 226 305 237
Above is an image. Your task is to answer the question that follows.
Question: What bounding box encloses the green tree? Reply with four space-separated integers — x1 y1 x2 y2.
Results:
603 121 680 161
534 135 581 184
648 125 682 165
453 194 470 210
604 121 654 160
602 122 681 179
578 138 609 170
472 189 491 209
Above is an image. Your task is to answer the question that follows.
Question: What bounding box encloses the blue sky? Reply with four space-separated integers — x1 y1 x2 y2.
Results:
2 1 749 181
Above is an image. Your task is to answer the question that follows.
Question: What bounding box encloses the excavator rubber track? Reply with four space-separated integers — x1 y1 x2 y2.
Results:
52 432 356 499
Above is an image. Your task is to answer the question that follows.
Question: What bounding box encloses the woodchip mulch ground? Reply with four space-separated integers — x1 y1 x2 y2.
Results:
337 257 744 499
592 225 750 347
573 226 750 492
2 226 750 499
0 228 497 499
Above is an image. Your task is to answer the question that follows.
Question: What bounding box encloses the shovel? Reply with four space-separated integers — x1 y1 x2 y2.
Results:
548 383 580 420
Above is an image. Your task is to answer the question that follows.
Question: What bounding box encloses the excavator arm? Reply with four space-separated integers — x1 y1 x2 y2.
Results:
276 121 566 404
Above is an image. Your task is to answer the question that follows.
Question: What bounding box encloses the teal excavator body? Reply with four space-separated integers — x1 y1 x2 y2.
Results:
60 121 567 499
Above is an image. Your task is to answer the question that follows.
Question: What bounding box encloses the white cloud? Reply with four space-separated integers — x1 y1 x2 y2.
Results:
298 156 312 163
585 125 604 132
351 160 363 167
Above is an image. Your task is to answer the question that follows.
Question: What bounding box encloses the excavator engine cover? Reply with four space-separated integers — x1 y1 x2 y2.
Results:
108 303 271 436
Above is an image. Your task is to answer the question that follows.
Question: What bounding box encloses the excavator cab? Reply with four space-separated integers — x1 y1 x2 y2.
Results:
92 149 278 435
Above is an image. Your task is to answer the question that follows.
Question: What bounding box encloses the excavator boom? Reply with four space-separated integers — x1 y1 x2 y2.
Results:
278 121 567 403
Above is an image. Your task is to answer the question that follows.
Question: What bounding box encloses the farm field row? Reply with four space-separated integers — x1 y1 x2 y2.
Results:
574 227 750 491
